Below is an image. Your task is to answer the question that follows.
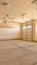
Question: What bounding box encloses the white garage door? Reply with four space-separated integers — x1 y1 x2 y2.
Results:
26 24 33 41
0 28 20 40
22 23 33 41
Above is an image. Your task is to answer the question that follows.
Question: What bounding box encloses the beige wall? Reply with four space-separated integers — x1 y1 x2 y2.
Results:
34 21 37 41
32 20 37 41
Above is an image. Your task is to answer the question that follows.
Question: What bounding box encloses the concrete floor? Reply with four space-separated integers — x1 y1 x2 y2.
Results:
0 40 37 65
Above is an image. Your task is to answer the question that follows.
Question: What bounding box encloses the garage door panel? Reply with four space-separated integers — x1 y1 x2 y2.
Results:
0 28 20 40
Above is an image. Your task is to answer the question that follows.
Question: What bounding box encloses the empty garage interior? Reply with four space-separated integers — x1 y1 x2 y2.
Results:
0 0 37 65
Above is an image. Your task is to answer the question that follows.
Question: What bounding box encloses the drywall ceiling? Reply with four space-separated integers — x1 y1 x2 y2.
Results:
0 0 37 22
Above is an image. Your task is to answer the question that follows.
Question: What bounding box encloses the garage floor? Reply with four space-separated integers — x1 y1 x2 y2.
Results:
0 40 37 65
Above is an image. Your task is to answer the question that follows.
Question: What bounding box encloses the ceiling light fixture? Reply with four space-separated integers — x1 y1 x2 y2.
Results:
0 2 8 6
21 13 26 21
31 0 37 10
2 14 15 24
31 0 37 4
